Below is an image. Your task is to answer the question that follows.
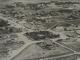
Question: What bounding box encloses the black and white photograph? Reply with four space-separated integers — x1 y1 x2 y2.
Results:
0 0 80 60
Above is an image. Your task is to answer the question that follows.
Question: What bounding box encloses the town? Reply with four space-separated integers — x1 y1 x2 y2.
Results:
0 0 80 60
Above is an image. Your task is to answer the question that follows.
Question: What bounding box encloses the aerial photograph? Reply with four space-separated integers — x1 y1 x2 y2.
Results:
0 0 80 60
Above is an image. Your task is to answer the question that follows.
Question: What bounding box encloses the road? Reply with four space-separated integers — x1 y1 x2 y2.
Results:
0 14 79 60
11 40 44 60
11 39 78 60
0 14 45 60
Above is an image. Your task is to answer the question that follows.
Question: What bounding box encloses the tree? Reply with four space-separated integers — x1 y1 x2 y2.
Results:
0 19 9 27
